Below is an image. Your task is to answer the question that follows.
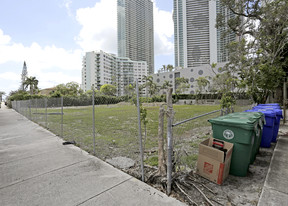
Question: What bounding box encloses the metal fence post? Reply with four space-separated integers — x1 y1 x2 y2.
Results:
166 88 173 195
61 96 63 138
284 80 287 124
136 80 145 182
92 87 96 155
45 98 48 128
35 98 38 123
29 100 31 120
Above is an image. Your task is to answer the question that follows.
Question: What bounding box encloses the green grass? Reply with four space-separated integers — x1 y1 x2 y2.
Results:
145 156 158 167
25 103 250 168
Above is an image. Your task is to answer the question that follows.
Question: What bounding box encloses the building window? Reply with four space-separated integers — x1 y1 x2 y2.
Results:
190 77 194 82
198 70 203 75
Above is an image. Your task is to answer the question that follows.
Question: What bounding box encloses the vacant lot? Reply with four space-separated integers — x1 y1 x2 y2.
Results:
29 103 250 169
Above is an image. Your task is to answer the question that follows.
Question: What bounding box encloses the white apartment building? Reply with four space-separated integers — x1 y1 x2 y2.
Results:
173 0 237 68
151 63 226 95
82 50 148 96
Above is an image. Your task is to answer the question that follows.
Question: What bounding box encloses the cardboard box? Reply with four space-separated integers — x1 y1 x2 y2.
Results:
196 138 233 185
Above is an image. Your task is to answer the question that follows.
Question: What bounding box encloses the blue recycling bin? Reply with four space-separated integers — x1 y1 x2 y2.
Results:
253 106 283 142
257 103 281 108
246 109 276 148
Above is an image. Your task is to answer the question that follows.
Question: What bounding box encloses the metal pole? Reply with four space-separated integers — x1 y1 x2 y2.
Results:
172 109 221 127
35 98 38 123
283 80 287 124
61 96 63 138
45 98 48 128
167 88 173 195
136 80 145 182
29 100 31 120
92 87 96 155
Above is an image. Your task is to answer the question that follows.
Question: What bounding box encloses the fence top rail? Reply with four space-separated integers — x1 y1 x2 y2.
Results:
172 109 222 127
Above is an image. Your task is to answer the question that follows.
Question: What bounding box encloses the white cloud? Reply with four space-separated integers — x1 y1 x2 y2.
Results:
0 72 19 81
75 0 174 56
153 3 174 56
62 0 73 17
0 29 83 93
75 0 117 53
0 30 11 45
37 71 80 90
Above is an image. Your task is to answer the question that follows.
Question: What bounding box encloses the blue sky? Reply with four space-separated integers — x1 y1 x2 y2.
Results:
0 0 174 97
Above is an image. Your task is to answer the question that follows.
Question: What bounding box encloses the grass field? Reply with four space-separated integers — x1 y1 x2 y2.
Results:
25 103 251 170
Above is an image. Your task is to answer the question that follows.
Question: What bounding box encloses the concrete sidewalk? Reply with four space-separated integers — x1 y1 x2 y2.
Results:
0 105 186 206
258 123 288 205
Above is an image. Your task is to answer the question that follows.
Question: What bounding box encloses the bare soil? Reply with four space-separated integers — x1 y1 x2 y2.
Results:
121 126 277 206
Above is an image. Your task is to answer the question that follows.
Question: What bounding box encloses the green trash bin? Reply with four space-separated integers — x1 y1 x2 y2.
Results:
225 112 265 164
208 114 259 176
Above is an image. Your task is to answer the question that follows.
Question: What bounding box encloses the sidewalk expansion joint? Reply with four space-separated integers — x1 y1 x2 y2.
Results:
264 186 288 196
0 148 63 166
76 177 134 206
0 159 90 190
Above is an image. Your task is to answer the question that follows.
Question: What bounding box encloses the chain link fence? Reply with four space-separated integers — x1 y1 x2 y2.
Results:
12 91 253 189
171 104 253 173
12 94 143 172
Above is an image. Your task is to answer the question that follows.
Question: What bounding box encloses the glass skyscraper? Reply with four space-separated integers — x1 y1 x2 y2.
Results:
117 0 154 74
173 0 236 68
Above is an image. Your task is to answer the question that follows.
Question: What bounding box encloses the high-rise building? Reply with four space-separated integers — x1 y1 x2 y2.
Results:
82 50 148 96
173 0 236 68
117 0 154 74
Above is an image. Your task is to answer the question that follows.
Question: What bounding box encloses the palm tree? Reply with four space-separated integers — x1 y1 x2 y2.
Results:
161 80 172 90
142 75 157 97
162 65 166 73
167 64 174 72
24 76 39 95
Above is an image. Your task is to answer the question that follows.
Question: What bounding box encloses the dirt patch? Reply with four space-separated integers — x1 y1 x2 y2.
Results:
122 126 277 206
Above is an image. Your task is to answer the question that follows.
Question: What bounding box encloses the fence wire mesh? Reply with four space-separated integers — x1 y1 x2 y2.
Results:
171 104 253 172
12 96 253 179
12 96 144 170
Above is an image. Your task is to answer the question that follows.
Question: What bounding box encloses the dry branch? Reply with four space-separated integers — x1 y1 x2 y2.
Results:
175 182 198 206
190 182 214 206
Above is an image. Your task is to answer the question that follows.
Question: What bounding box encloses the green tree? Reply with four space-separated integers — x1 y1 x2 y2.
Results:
6 90 30 108
217 0 288 103
51 82 83 97
196 77 210 93
167 64 174 72
23 76 39 95
161 80 172 90
0 91 5 101
142 75 158 97
175 77 190 94
196 77 210 100
124 83 135 97
100 84 117 96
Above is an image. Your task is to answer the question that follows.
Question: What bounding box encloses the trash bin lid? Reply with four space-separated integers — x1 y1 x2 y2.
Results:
253 107 283 118
235 111 265 128
208 114 259 131
249 109 276 118
258 103 280 108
